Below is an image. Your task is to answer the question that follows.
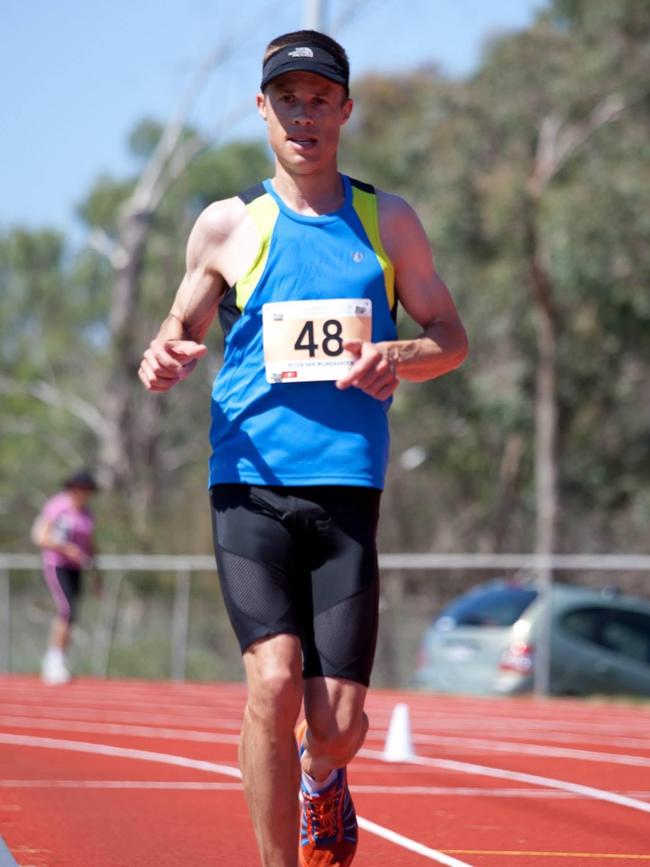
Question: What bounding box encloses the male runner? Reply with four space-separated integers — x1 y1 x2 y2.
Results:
139 30 467 867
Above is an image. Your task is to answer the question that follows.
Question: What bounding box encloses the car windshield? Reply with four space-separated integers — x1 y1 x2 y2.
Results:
437 586 538 628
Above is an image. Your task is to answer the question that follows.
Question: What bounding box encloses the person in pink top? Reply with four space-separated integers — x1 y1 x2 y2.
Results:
31 470 98 684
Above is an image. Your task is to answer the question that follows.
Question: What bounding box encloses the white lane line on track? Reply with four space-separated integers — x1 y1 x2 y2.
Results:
373 697 650 716
0 716 240 744
0 692 245 707
1 780 648 800
367 733 650 767
0 733 243 778
0 734 475 867
367 726 650 752
370 710 650 742
0 686 240 698
360 748 650 814
433 732 650 751
372 715 650 739
423 712 650 728
356 818 472 867
0 780 244 790
0 704 242 729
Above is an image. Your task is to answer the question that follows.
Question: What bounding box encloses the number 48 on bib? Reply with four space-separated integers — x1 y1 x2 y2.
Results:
262 298 372 383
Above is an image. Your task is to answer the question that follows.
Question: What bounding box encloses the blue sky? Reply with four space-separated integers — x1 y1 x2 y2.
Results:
1 0 543 239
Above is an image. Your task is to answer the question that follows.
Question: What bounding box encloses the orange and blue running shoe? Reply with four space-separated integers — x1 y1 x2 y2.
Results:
296 720 358 867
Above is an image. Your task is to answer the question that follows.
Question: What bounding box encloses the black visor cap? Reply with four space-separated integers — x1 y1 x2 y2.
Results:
261 44 349 93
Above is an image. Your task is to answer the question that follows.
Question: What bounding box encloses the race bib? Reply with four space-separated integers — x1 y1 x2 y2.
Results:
262 298 372 383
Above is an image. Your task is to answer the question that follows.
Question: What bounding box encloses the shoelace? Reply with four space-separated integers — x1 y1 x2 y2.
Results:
305 785 342 841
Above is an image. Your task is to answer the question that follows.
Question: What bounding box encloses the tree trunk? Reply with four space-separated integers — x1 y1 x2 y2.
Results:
492 432 525 551
525 206 559 561
98 214 158 540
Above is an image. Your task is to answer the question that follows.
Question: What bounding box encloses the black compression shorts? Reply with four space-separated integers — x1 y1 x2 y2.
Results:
210 484 381 687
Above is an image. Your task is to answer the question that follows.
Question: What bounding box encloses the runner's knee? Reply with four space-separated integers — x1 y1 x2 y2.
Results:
306 709 368 760
244 640 303 725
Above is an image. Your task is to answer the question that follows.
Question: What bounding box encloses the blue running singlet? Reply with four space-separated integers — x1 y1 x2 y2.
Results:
208 175 398 489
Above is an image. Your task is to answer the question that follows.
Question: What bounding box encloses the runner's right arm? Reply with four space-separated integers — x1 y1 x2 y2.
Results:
138 201 234 393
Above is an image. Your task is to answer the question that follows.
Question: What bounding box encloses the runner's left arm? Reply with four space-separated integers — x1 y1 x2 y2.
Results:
336 192 468 400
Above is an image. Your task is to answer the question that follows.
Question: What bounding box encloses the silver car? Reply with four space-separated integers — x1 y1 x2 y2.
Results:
412 579 650 696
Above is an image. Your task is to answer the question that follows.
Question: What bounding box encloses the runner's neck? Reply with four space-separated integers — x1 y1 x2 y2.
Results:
271 168 345 217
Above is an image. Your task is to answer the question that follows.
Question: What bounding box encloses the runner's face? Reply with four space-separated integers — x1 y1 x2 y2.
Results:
257 72 352 171
69 487 94 508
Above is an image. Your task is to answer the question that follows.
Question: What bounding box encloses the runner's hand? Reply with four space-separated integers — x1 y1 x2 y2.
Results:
60 542 92 568
336 339 399 401
138 339 208 392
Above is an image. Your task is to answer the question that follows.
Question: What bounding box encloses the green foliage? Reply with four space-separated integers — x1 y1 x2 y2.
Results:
185 140 272 211
552 0 650 42
77 175 136 232
127 118 165 159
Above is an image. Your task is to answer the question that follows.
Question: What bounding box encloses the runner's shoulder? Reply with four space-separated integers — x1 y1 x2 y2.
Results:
376 188 419 224
375 189 426 255
42 491 70 517
187 196 249 258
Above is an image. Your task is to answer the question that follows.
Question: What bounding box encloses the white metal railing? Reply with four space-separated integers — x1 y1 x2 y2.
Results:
3 553 650 571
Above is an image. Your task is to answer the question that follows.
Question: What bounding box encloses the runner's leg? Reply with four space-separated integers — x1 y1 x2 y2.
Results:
42 566 79 681
48 616 71 652
301 677 368 780
241 633 303 867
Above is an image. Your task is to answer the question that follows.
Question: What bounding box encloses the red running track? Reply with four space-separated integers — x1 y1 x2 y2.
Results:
1 676 649 866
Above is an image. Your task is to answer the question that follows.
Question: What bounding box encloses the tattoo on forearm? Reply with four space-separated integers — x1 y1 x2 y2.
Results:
386 342 419 375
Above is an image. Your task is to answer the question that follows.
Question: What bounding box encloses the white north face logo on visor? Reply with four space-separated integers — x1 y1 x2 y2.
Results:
288 47 314 58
